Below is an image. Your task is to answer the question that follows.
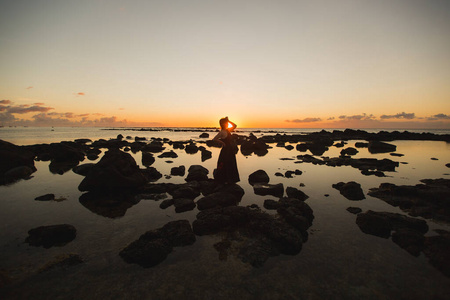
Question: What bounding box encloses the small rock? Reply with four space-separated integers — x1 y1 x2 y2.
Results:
248 170 270 185
35 194 55 201
25 224 77 248
346 207 362 214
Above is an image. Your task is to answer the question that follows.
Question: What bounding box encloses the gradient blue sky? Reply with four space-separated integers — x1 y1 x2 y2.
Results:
1 0 449 128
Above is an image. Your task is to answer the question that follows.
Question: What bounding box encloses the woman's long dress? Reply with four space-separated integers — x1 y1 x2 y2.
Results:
214 130 240 183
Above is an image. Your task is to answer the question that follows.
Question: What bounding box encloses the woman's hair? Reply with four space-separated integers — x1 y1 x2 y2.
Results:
219 117 228 130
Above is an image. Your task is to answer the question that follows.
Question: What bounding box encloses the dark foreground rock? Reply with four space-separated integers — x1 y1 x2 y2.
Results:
119 220 195 268
25 224 77 248
185 165 209 182
368 141 397 154
332 181 365 200
356 210 450 277
0 140 36 184
193 201 314 267
368 179 450 223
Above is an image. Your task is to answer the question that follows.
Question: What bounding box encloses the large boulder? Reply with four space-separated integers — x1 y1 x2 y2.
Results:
0 140 36 184
185 165 209 182
248 170 270 185
78 149 147 192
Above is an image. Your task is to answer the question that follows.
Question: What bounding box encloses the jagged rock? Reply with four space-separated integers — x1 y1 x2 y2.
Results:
78 149 147 192
25 224 77 248
368 179 450 222
248 170 270 185
170 165 185 176
332 181 365 200
286 187 309 201
141 152 155 166
119 220 195 268
185 165 209 182
185 143 199 154
201 149 212 161
253 183 284 197
356 210 428 239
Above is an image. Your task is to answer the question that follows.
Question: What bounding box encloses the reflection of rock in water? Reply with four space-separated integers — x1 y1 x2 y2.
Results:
368 179 450 222
120 220 196 268
194 195 314 267
79 191 140 218
355 210 450 277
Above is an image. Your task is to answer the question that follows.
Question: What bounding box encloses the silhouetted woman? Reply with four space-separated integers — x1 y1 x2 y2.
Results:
213 117 240 183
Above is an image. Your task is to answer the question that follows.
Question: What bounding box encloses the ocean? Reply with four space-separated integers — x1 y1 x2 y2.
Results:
1 126 449 299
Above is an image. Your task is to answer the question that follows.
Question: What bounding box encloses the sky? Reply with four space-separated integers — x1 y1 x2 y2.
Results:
0 0 449 128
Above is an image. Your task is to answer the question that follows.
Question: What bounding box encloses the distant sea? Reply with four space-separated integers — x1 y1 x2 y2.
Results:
1 126 449 145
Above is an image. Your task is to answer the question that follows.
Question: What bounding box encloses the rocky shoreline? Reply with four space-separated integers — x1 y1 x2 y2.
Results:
0 128 449 279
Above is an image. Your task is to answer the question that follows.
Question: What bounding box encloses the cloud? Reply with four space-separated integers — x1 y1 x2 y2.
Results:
427 113 450 121
76 92 85 96
0 100 12 104
26 86 33 90
380 112 416 120
7 105 53 114
327 117 335 121
285 117 322 123
338 113 375 121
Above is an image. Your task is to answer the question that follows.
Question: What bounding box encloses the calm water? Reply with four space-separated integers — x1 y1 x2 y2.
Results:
1 127 450 299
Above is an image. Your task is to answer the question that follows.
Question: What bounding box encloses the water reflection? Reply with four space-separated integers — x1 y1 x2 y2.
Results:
79 191 140 218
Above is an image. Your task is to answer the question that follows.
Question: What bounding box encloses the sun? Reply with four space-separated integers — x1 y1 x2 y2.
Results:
227 122 233 129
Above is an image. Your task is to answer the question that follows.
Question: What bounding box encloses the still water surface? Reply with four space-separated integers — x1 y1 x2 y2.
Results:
0 127 449 299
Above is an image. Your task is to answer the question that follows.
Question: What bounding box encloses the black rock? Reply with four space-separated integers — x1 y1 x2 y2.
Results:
340 147 358 156
174 198 196 213
25 224 77 248
199 133 209 138
158 151 178 158
185 165 209 182
141 152 155 166
332 181 365 200
248 170 270 185
286 187 309 201
35 194 55 201
119 220 195 268
170 165 186 176
346 207 362 214
368 141 396 154
254 183 284 197
159 199 174 209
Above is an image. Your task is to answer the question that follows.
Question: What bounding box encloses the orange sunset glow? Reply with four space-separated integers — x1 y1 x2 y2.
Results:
0 0 449 129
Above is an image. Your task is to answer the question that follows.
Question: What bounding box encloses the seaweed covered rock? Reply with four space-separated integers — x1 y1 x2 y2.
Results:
119 220 195 268
368 179 450 222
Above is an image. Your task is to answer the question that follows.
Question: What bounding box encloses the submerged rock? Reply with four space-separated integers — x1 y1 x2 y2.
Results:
254 183 284 197
35 194 55 201
25 224 77 248
119 220 195 268
368 179 450 222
